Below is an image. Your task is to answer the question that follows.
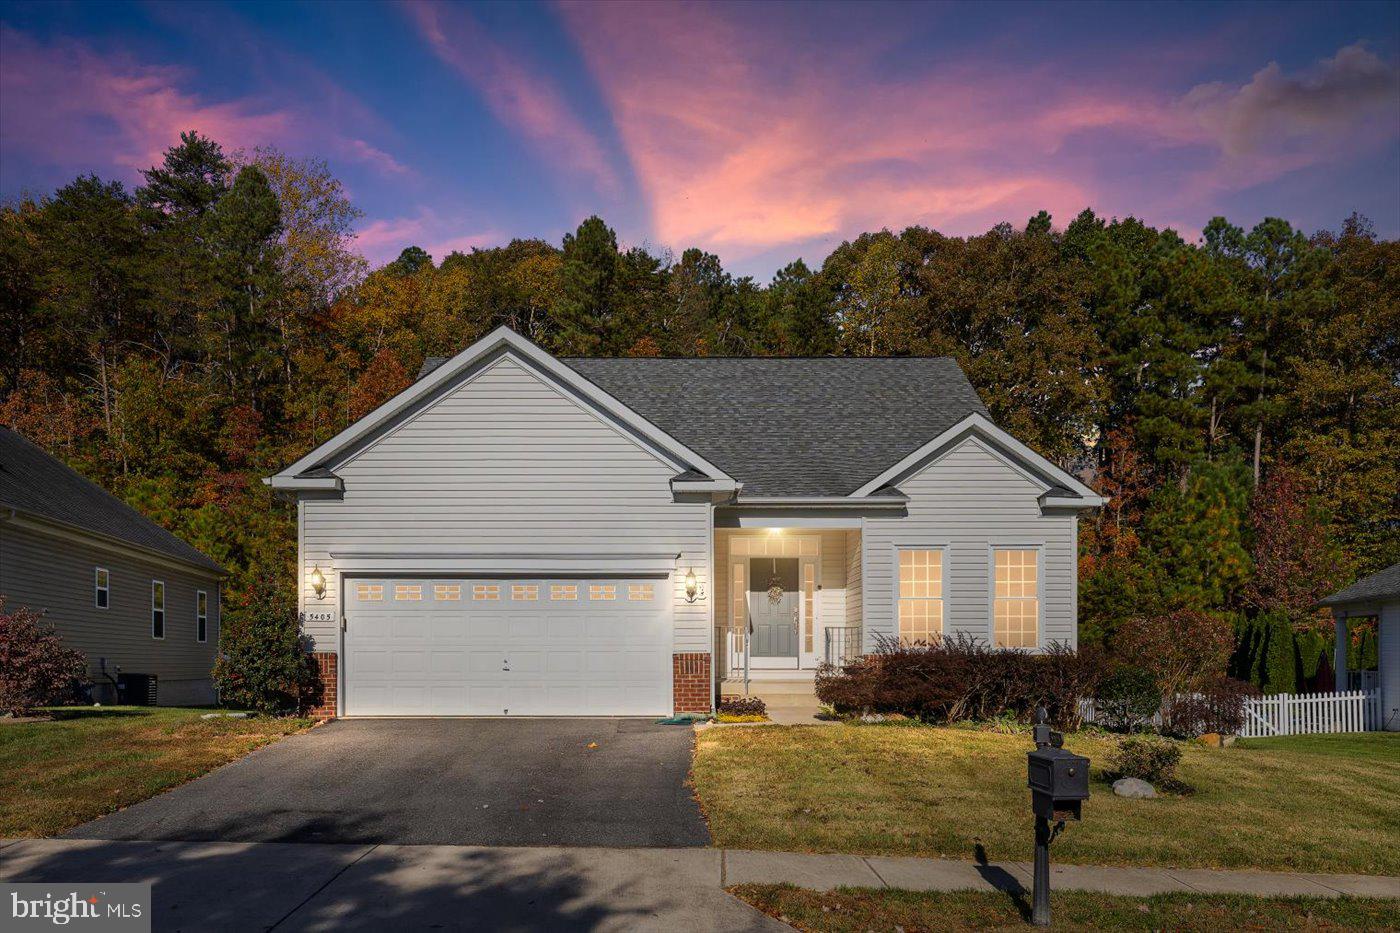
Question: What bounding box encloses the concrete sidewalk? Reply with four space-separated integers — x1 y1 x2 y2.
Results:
3 839 1396 931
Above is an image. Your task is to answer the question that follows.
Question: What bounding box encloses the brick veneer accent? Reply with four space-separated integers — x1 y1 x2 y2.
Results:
673 652 712 714
307 651 338 719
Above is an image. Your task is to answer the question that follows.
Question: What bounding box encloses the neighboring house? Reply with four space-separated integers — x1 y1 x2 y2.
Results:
1322 562 1400 732
0 427 225 706
266 326 1102 718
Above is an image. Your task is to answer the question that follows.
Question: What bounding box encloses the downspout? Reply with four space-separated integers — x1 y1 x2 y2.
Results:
708 499 717 713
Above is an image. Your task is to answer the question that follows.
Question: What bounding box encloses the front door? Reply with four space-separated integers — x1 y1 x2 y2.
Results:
749 557 799 668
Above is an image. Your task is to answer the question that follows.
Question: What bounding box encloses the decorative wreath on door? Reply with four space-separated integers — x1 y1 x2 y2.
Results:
765 559 785 604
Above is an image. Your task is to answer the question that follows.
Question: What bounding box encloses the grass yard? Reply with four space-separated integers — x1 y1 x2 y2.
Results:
0 706 312 837
692 725 1400 875
731 884 1400 932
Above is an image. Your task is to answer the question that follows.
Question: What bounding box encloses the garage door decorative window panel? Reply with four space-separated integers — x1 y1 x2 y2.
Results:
343 577 674 717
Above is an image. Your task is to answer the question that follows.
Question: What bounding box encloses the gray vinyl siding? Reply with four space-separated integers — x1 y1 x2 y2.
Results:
861 436 1077 650
0 522 220 702
300 355 711 654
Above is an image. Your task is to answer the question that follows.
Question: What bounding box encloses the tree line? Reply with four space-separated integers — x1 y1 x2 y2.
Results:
2 132 1396 685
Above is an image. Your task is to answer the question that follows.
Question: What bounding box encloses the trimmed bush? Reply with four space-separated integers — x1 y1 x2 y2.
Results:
1108 735 1185 790
0 600 89 715
813 634 1103 729
718 695 767 717
212 573 318 715
1096 666 1161 732
1161 676 1257 738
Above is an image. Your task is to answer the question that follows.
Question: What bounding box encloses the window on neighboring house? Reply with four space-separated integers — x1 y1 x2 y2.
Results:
196 590 208 642
993 549 1039 649
151 580 165 639
95 568 109 609
898 549 943 644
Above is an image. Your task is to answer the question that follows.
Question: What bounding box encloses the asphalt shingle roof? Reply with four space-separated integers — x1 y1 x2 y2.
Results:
421 355 988 495
0 427 224 574
1320 562 1400 607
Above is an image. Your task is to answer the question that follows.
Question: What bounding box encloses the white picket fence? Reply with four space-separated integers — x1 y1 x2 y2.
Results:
1080 688 1382 737
1238 689 1381 738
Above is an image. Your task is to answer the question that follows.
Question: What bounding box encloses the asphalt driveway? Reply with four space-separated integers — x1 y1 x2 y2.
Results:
66 719 710 848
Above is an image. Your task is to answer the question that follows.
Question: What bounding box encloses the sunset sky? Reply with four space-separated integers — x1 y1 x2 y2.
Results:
2 0 1397 277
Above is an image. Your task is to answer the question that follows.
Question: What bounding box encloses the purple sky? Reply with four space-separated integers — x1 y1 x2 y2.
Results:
2 1 1397 278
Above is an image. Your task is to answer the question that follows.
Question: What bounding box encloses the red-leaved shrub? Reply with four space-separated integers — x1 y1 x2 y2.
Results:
814 634 1103 729
1113 610 1234 698
1161 676 1259 738
0 600 89 714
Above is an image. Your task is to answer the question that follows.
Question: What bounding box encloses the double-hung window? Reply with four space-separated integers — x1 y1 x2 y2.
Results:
151 580 166 639
897 549 944 644
196 590 208 643
993 549 1039 648
95 568 110 609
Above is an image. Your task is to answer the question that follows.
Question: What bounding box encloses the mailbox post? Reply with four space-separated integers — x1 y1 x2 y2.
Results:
1026 706 1089 927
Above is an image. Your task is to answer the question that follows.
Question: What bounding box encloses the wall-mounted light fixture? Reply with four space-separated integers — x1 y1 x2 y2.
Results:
309 565 327 600
683 567 705 604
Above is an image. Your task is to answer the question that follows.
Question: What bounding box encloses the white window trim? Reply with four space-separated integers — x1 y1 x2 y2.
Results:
196 589 208 643
891 544 948 644
987 544 1043 651
151 579 166 640
94 567 110 610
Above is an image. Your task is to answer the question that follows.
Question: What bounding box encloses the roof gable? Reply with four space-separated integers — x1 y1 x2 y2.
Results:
270 327 733 488
0 428 224 573
1321 562 1400 607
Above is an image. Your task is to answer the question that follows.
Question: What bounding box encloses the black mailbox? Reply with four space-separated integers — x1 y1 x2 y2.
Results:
1027 745 1089 821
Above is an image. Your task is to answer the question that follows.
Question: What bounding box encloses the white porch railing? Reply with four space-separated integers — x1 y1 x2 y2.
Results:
725 629 748 676
1238 690 1381 738
824 626 862 667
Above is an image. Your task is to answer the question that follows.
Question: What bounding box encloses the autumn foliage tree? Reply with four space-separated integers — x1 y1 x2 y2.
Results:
1245 466 1348 631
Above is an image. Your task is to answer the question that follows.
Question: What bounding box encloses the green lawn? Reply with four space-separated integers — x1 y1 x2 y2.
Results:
692 725 1400 875
731 884 1400 932
0 706 312 837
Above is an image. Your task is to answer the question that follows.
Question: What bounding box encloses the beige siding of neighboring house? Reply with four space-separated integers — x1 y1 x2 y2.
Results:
0 522 221 704
299 354 712 655
861 436 1078 651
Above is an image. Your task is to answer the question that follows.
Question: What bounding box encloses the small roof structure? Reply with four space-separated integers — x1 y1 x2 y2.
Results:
1320 562 1400 609
0 426 224 574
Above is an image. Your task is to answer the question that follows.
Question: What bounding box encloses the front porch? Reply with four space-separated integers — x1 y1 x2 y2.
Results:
715 528 863 698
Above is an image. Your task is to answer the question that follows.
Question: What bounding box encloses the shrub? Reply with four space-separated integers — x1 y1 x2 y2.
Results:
813 633 1103 729
1096 666 1161 732
1161 676 1258 738
212 573 318 715
0 600 89 715
1113 610 1234 698
1108 735 1185 790
718 695 767 717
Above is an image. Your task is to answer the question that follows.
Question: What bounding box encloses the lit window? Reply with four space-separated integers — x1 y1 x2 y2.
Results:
589 584 616 601
551 584 577 600
151 580 165 639
898 549 943 644
357 583 383 601
395 584 422 601
434 584 461 601
512 584 539 601
95 568 109 609
803 563 815 652
993 549 1038 649
628 584 653 601
473 584 500 601
196 590 208 643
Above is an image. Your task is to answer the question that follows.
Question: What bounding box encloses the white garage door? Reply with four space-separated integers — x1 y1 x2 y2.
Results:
343 577 672 716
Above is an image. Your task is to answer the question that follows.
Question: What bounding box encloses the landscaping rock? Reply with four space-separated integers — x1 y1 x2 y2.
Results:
860 713 887 723
1197 732 1222 747
1113 777 1157 799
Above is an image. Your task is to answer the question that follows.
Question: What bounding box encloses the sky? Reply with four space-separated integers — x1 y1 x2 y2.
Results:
2 0 1397 279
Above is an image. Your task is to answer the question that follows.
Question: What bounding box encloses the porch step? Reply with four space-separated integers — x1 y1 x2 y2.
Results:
720 675 817 697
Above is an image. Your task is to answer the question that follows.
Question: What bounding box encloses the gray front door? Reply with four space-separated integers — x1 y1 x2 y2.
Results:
749 558 799 658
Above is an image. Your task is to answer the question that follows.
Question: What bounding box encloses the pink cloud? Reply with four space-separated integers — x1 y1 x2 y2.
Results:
403 0 619 195
356 208 503 266
556 4 1394 260
0 26 412 185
